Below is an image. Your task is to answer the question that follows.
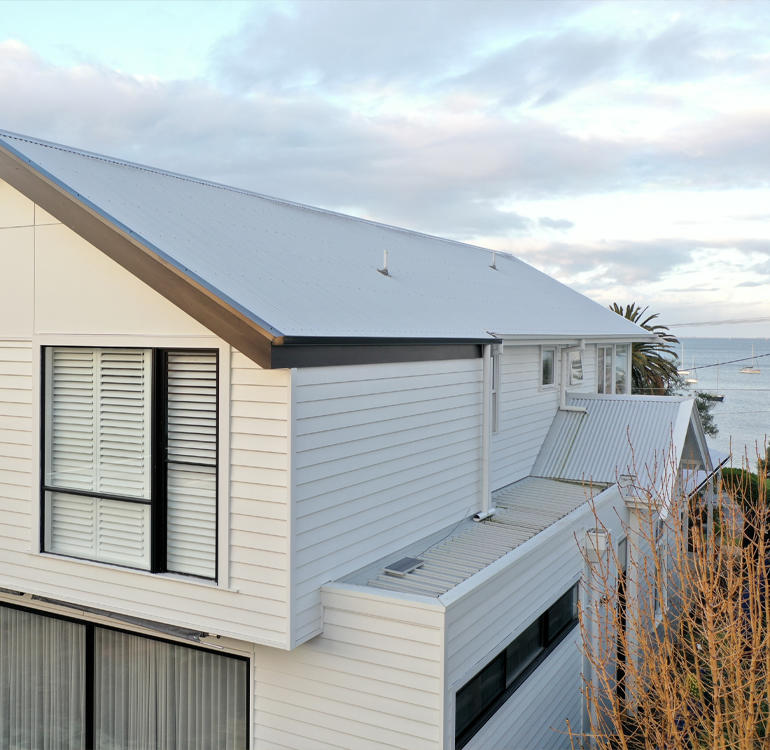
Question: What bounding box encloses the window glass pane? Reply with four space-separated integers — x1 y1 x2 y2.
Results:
165 351 218 578
506 620 543 686
615 344 629 394
568 351 583 385
597 347 605 393
547 585 578 643
455 653 505 740
45 491 151 570
46 348 152 499
45 348 153 567
94 628 247 750
542 349 554 385
0 605 85 750
45 348 96 491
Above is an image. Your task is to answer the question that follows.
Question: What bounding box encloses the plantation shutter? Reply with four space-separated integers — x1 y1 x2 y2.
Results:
45 348 152 569
98 349 152 498
165 351 218 578
46 348 97 491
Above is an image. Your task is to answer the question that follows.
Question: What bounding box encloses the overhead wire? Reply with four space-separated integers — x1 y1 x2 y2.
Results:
669 315 770 327
672 351 770 370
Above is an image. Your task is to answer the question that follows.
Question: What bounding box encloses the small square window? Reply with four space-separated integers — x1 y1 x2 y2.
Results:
568 350 583 385
541 348 555 386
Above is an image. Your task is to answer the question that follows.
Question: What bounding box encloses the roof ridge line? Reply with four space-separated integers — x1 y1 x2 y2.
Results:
0 128 524 263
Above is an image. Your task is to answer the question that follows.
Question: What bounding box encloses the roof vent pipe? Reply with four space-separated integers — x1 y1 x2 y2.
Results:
473 507 498 522
378 249 390 276
489 250 497 270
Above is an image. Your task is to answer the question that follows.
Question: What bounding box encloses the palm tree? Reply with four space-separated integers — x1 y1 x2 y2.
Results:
609 302 679 394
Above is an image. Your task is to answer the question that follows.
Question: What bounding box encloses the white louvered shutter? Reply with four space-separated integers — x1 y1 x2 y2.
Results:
45 348 152 569
47 348 96 491
165 351 217 578
98 349 152 498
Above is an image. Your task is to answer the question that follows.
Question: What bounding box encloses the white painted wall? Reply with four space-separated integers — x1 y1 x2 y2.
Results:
255 586 445 750
0 180 293 647
290 358 483 643
491 344 597 490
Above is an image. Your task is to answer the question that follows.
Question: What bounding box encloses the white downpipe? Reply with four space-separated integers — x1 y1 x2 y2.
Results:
480 344 492 514
559 340 588 413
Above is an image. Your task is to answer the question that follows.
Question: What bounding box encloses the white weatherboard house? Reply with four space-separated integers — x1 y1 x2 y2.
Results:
0 130 718 750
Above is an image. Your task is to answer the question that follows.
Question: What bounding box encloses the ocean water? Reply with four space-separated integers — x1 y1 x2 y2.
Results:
678 338 770 467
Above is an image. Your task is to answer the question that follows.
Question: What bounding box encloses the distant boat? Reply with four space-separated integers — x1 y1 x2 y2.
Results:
705 364 725 401
685 357 698 384
677 342 690 375
740 345 760 374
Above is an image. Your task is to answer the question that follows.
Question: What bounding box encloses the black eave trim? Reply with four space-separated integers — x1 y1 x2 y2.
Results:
271 338 489 368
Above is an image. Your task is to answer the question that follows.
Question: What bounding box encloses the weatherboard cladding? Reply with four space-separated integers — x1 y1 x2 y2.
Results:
364 477 599 598
0 129 647 343
532 393 691 485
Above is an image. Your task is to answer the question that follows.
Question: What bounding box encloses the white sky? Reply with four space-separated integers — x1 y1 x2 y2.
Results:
1 0 769 337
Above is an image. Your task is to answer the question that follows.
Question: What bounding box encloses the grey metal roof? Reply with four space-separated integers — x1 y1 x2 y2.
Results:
532 393 695 486
346 477 601 598
0 129 649 341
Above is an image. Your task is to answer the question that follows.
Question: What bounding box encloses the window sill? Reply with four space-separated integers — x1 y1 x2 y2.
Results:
33 552 239 593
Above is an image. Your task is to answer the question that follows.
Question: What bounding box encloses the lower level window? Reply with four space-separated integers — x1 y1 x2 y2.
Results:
0 604 248 750
455 583 578 748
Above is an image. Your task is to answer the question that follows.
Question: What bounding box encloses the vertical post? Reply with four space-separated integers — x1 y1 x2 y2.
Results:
480 344 491 514
582 527 609 747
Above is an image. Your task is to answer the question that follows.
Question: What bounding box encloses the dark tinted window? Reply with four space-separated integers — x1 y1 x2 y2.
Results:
455 583 578 748
506 620 542 686
547 586 577 642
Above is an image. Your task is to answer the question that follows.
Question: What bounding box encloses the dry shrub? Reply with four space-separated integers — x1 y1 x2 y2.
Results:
572 461 770 750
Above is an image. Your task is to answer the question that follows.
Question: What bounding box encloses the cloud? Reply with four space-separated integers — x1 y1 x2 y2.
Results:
538 216 574 230
445 28 628 108
737 280 769 288
517 237 770 289
212 1 583 95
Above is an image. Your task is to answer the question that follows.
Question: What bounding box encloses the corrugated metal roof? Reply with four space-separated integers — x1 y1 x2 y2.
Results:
0 129 649 341
532 393 694 486
354 477 600 598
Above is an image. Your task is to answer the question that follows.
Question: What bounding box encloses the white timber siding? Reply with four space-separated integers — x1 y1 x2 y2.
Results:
0 180 293 647
443 486 624 750
491 344 596 490
255 586 445 750
290 358 483 644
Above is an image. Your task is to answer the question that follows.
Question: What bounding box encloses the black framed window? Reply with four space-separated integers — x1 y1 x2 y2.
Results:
41 347 218 579
455 582 579 749
0 602 248 750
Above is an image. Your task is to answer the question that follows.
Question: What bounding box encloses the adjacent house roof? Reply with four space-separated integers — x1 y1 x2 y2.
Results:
532 393 704 486
0 129 650 367
342 477 602 599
